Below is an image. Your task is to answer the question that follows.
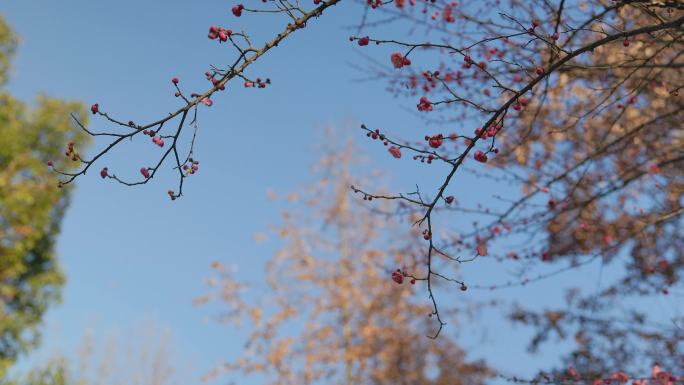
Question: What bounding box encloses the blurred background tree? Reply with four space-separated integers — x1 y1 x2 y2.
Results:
1 359 69 385
1 321 185 385
0 15 89 376
196 141 491 385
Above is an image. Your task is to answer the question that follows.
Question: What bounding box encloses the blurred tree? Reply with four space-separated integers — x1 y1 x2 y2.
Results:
1 358 69 385
0 15 89 376
196 142 491 385
1 321 185 385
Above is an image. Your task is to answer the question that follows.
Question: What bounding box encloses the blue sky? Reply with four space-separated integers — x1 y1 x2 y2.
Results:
1 1 679 384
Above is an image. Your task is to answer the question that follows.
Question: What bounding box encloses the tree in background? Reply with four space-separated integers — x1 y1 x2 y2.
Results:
0 16 89 376
1 321 186 385
2 359 69 385
195 143 490 385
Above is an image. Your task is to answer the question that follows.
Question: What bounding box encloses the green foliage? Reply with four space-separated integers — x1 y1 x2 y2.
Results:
0 15 90 376
1 358 70 385
0 15 16 86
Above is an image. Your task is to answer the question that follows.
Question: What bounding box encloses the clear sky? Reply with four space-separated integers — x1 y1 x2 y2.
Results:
1 1 679 384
